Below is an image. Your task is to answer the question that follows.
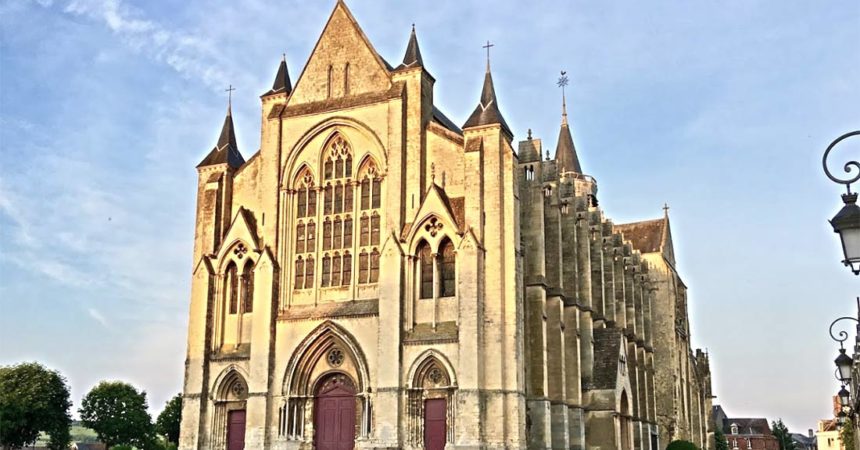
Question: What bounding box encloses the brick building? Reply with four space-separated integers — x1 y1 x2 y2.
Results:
178 2 715 449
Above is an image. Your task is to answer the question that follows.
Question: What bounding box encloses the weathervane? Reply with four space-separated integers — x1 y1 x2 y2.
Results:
557 71 569 116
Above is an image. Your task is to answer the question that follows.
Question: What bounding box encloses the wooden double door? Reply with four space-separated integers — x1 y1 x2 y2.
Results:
424 398 447 450
226 410 246 450
314 376 356 450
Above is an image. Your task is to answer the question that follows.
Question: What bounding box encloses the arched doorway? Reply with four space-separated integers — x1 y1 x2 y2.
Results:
620 391 631 450
407 352 456 449
314 373 356 450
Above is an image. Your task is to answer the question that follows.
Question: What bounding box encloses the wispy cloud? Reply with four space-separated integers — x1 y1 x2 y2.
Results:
58 0 230 90
87 307 110 328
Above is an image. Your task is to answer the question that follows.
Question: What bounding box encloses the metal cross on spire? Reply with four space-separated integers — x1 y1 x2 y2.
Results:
663 203 670 217
225 84 236 113
557 71 569 118
483 40 494 71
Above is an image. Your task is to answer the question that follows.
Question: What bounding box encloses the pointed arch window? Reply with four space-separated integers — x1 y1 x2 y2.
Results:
327 65 333 98
418 241 433 299
322 255 332 287
342 252 352 285
439 238 456 297
332 253 342 286
242 261 254 313
226 262 239 313
370 249 380 283
344 63 350 96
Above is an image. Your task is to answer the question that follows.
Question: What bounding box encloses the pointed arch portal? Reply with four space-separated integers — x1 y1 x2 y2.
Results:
279 321 371 443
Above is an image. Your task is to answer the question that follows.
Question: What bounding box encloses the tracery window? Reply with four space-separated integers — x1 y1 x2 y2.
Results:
242 260 254 313
416 234 456 300
418 241 433 299
293 169 317 289
439 238 455 297
291 135 383 291
226 262 239 314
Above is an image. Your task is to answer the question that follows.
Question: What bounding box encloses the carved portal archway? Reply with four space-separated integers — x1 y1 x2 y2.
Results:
406 351 457 447
210 367 249 450
278 322 371 442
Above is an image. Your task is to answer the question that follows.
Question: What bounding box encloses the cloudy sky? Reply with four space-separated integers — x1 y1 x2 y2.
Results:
1 0 858 429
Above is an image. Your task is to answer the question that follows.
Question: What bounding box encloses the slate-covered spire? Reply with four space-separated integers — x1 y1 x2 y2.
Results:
555 93 582 173
263 54 292 96
197 94 245 169
462 53 511 135
399 24 424 68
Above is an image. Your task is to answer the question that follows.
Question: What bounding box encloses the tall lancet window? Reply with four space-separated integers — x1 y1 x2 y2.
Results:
241 260 254 313
418 241 433 299
439 238 456 297
357 158 382 284
320 134 354 287
293 169 316 289
327 65 333 98
225 262 239 314
344 63 350 96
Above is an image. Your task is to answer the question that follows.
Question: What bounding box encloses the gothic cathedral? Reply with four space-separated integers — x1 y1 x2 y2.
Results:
179 2 714 450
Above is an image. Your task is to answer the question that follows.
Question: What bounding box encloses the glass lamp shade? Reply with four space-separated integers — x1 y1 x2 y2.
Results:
831 193 860 275
838 411 847 425
836 349 854 383
839 386 851 407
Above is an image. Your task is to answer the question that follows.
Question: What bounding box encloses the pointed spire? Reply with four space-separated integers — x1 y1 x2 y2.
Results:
555 120 582 174
462 43 511 135
554 71 582 174
198 91 245 169
400 24 424 68
263 55 292 97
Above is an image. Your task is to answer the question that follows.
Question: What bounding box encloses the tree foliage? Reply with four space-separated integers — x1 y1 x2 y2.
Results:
667 440 699 450
772 419 797 450
156 394 182 445
79 381 155 449
715 426 730 450
0 362 72 450
841 418 856 450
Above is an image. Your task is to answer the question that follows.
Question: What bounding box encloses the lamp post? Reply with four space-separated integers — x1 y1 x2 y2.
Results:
829 298 860 424
822 130 860 275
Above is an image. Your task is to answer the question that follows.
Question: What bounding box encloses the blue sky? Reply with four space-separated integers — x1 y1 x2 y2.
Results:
0 0 857 429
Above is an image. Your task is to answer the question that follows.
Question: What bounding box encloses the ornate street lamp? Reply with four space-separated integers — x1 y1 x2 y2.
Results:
829 304 860 384
839 385 851 407
823 130 860 275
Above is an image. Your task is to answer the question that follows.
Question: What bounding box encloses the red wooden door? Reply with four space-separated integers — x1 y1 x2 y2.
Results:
424 398 447 450
226 410 246 450
314 382 356 450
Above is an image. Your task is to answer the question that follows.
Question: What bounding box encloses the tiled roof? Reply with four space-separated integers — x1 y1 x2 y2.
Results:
615 218 665 254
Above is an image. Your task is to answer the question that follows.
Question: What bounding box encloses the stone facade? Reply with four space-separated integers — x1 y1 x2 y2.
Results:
178 2 714 449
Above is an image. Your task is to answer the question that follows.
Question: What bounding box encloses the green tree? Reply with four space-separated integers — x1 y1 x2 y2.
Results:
841 418 856 450
155 394 182 445
715 426 730 450
0 362 72 450
667 440 699 450
772 419 797 450
79 381 155 449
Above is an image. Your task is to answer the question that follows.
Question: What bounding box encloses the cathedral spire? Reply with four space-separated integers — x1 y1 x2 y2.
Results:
400 24 424 68
554 71 582 173
264 54 293 96
462 41 511 135
198 88 245 169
